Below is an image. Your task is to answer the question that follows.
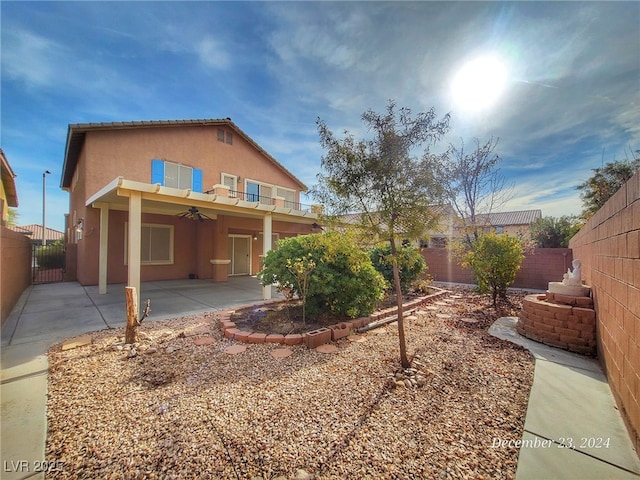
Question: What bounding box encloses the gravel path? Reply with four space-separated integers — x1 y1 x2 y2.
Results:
46 288 534 479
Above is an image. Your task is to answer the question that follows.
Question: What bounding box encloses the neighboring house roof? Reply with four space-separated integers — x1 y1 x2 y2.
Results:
473 209 542 227
339 204 455 226
1 148 19 207
11 224 65 242
60 118 307 191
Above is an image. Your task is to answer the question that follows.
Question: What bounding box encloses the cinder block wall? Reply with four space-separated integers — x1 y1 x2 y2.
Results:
569 170 640 455
1 227 32 324
422 247 573 290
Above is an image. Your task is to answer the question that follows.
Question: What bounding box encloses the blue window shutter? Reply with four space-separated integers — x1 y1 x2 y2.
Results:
192 168 203 193
151 159 164 185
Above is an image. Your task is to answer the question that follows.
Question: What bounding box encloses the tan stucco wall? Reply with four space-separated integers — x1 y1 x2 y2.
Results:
1 179 7 225
81 126 303 202
73 208 314 286
1 227 31 324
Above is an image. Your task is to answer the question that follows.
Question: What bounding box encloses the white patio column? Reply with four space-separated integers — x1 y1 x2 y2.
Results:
127 191 142 315
96 202 109 294
262 212 272 300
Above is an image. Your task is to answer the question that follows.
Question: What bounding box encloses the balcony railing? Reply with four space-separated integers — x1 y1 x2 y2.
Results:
225 189 316 213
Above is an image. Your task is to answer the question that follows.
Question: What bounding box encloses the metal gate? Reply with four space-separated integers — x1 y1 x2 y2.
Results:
32 242 66 284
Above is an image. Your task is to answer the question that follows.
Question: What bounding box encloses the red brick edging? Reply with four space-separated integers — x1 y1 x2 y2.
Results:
216 288 450 349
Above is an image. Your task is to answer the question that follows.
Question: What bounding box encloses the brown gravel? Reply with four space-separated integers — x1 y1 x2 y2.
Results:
46 286 535 480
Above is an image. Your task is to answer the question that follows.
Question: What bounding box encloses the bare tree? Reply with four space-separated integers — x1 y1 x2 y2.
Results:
312 100 450 368
438 137 511 249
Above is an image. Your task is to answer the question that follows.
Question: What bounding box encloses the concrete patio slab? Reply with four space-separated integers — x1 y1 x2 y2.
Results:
489 316 640 480
516 432 639 480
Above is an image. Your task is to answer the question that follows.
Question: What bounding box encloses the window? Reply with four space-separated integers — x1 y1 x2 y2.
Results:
246 181 273 205
125 223 174 265
164 162 193 189
217 129 225 142
276 187 296 208
495 226 504 234
151 159 203 192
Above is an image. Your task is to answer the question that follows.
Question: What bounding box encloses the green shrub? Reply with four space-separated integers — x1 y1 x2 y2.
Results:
258 232 386 318
36 240 65 269
463 232 524 306
370 244 426 294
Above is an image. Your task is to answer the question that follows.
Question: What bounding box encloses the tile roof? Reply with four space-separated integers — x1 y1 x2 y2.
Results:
11 224 65 241
474 209 542 226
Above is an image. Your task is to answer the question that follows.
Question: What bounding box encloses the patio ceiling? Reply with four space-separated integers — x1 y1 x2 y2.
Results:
86 177 319 224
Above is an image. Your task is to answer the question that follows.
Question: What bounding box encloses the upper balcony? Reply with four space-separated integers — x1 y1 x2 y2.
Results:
86 177 320 223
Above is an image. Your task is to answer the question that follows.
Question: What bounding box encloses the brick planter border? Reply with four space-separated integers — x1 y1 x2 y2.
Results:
216 287 450 348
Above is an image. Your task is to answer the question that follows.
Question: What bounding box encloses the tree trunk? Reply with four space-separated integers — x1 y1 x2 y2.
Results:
390 237 410 368
125 286 139 344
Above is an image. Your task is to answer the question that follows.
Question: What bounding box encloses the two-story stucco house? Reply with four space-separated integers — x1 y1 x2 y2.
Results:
60 118 318 303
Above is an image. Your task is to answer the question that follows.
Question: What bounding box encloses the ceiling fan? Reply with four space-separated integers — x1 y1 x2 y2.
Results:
176 206 213 222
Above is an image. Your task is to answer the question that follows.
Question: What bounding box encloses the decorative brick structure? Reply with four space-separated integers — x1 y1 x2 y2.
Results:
517 293 596 355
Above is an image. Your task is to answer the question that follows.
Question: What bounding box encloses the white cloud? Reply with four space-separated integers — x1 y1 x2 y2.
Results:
3 28 62 88
195 36 231 70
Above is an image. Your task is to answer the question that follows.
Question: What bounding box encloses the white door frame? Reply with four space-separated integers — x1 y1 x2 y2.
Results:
228 234 252 276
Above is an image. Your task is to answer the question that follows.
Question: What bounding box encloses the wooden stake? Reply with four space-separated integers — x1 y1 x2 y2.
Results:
125 286 138 344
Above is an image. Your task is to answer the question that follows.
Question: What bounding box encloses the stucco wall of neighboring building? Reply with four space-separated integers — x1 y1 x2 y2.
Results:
1 227 31 324
569 170 640 455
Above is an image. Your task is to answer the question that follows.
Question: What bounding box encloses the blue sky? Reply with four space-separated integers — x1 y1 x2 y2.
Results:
2 1 639 233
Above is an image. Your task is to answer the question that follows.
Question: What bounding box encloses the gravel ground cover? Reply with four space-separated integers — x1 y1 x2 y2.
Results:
46 286 535 480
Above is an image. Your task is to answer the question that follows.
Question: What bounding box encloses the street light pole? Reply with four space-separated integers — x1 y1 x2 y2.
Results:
42 170 51 246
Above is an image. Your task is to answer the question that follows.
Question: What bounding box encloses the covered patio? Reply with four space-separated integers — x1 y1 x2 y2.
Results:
76 177 318 311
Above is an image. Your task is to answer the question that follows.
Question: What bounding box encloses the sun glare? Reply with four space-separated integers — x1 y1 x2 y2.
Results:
451 56 508 112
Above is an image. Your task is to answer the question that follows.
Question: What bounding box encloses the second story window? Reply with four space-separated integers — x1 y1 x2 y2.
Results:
246 181 273 204
165 162 192 189
151 159 203 192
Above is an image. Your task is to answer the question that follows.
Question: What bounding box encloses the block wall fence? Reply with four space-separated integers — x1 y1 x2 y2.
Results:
569 170 640 455
1 227 32 325
422 247 573 291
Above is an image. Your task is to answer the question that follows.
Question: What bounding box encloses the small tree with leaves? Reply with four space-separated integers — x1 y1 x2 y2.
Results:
463 232 524 307
7 207 19 227
312 100 449 368
529 215 582 248
577 155 640 219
